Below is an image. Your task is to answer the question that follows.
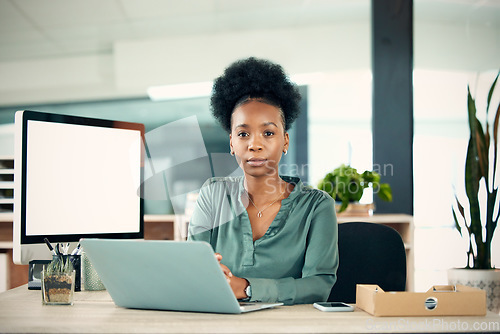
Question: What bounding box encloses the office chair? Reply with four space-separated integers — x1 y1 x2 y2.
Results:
328 222 407 303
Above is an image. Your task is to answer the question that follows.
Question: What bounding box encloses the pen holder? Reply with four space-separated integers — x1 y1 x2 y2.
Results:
82 252 105 291
52 255 81 292
42 269 76 305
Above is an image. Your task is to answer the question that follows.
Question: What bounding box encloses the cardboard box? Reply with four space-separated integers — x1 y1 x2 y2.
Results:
356 284 486 317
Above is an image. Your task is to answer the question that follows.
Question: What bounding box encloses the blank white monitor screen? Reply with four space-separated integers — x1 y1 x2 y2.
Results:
14 110 144 264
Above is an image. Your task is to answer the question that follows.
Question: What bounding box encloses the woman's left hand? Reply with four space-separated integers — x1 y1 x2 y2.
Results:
227 275 249 300
215 253 249 299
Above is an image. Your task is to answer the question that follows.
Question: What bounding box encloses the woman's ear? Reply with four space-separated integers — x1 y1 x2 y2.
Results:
229 133 234 155
284 132 290 153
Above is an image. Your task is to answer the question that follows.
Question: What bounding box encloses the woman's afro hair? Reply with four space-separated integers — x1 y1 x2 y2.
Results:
210 57 302 133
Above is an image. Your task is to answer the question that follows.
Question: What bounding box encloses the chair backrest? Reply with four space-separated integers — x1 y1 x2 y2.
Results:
328 222 406 303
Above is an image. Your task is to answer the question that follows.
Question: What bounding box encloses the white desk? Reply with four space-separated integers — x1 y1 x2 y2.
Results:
0 285 499 333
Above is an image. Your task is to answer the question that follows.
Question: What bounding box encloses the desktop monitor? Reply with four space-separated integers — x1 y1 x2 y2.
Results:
13 110 145 265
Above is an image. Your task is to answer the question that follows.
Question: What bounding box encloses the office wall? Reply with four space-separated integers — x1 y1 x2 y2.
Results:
1 19 497 108
415 22 499 71
0 23 369 107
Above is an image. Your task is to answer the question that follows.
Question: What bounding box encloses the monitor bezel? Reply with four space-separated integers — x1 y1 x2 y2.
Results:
16 110 145 245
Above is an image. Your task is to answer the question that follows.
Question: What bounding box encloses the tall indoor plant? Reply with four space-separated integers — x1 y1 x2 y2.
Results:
449 71 500 313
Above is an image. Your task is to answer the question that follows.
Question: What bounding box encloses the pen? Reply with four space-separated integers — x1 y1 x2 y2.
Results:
43 238 57 256
54 243 64 262
71 243 81 255
62 242 70 255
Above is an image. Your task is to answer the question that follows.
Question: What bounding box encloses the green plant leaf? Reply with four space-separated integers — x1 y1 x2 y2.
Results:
452 207 462 236
475 118 489 184
465 139 482 229
487 72 499 114
361 170 378 183
465 88 481 219
339 200 349 212
486 188 498 239
377 183 392 202
454 194 464 216
492 97 500 188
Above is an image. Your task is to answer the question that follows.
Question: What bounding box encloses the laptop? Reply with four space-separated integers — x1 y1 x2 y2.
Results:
80 239 283 314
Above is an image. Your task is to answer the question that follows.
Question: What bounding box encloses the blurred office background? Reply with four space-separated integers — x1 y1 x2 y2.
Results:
0 0 499 292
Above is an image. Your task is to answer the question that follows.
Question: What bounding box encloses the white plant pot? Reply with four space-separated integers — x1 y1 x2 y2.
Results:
335 202 375 217
447 268 500 314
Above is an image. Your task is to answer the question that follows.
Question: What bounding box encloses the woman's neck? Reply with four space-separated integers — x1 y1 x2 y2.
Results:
244 174 288 204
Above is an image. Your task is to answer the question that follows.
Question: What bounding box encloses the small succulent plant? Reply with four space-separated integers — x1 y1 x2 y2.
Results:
44 255 74 275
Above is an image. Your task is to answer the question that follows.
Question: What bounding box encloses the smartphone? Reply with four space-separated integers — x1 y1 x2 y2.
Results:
313 302 354 312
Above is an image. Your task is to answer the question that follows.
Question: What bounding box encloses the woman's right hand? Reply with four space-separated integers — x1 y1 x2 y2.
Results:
215 253 233 281
214 253 248 299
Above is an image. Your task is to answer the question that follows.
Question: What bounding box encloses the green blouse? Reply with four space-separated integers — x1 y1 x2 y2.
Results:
188 176 338 305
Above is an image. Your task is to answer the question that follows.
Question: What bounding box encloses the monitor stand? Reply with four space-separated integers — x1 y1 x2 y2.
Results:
28 260 51 290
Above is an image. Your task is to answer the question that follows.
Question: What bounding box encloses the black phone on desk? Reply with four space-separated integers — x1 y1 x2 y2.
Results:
313 302 354 312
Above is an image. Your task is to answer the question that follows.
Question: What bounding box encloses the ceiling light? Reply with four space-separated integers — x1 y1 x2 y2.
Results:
147 81 213 101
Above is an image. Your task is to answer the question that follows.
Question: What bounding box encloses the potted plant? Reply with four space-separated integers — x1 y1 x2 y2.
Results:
449 71 500 313
42 255 76 305
317 164 392 215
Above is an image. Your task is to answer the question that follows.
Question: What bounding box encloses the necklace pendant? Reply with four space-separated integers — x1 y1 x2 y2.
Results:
257 211 263 218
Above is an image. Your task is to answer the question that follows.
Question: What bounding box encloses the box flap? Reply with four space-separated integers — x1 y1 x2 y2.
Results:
355 284 381 315
427 285 456 292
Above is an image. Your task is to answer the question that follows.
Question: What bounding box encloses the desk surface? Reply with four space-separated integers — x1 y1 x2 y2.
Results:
0 285 499 334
